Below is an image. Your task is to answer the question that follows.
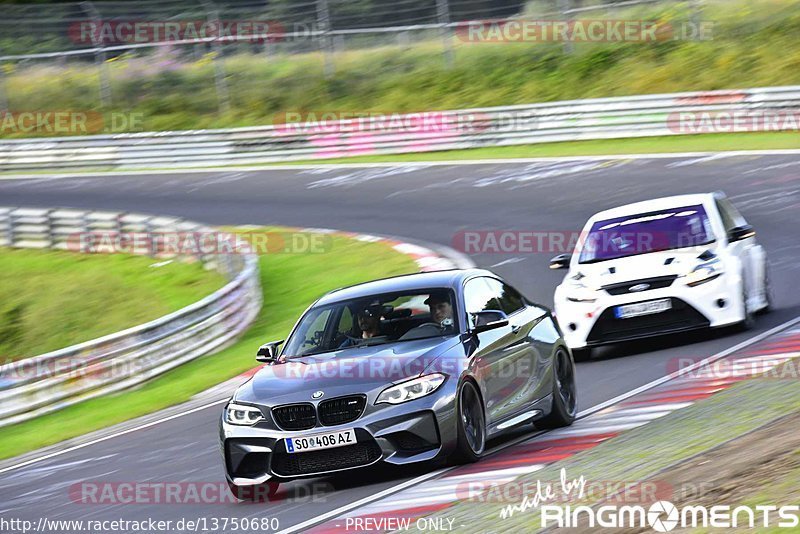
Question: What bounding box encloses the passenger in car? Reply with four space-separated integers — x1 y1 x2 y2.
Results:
425 291 454 328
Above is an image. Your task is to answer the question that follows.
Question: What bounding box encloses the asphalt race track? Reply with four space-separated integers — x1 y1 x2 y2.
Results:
2 153 800 532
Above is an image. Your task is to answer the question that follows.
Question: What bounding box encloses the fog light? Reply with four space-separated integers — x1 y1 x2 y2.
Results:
716 298 727 308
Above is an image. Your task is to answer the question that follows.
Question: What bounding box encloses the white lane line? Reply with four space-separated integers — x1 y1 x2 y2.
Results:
587 412 674 425
2 150 800 180
442 465 545 481
596 403 694 416
276 314 800 534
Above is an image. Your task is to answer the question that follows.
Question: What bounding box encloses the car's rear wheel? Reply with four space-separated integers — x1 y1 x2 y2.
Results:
452 380 486 464
537 348 577 429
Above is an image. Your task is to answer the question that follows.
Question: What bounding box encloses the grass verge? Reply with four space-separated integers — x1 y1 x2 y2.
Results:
0 228 417 460
0 248 226 361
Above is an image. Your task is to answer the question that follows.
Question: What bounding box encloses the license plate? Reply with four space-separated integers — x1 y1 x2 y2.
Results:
615 299 672 319
285 429 356 454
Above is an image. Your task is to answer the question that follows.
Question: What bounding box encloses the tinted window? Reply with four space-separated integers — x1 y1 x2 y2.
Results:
283 289 457 357
716 198 746 233
485 278 526 315
463 278 502 327
579 204 715 264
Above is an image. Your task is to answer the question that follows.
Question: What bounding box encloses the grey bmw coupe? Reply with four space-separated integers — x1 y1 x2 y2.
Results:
220 269 576 498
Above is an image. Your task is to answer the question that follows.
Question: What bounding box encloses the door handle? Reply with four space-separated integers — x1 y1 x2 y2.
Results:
511 325 522 334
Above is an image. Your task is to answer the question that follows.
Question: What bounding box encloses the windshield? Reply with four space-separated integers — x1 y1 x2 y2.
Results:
578 204 714 264
283 289 458 357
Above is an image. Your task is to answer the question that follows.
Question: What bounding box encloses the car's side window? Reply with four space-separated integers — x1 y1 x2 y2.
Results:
485 278 526 315
716 198 746 233
297 308 333 353
463 277 502 328
336 306 354 335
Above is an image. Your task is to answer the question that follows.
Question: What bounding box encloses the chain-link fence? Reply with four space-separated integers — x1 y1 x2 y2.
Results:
0 0 703 115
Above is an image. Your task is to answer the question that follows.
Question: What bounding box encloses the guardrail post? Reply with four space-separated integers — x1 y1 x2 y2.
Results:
81 1 112 109
558 0 573 54
316 0 335 78
45 209 54 248
436 0 454 68
0 63 8 110
201 0 232 115
7 208 15 247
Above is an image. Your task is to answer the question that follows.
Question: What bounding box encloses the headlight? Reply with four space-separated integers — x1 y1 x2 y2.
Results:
225 402 264 426
565 275 599 303
685 259 724 287
376 373 446 405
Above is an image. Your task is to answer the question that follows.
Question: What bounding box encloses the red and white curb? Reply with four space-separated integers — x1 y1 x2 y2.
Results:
296 324 800 533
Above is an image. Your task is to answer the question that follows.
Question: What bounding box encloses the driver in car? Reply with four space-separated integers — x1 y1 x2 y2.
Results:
339 303 384 348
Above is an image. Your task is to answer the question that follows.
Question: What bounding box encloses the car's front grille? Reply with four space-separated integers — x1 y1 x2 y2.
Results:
272 404 316 431
602 275 678 296
587 298 709 344
318 395 366 426
270 440 382 477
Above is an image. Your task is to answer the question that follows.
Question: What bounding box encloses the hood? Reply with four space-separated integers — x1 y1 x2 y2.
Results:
233 336 459 405
572 247 714 287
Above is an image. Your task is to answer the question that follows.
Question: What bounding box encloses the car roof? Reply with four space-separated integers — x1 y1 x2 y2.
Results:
589 193 717 221
315 268 493 305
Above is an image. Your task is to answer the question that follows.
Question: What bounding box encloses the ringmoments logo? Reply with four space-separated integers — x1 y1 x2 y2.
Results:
540 501 800 531
498 469 800 531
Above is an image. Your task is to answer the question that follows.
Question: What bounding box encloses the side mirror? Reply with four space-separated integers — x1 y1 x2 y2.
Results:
256 340 284 363
728 224 755 243
549 253 571 270
471 310 510 334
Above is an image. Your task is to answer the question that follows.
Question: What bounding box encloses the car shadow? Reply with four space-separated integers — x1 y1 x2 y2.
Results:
586 303 800 362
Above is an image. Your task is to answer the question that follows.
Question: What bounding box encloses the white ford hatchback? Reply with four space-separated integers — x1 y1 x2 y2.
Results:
551 192 770 360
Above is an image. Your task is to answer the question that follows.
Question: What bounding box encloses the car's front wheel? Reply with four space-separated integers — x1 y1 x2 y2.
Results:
537 348 577 429
452 380 486 464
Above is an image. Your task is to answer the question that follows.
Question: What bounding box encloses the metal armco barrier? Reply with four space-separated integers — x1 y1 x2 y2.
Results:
0 207 262 427
1 86 799 171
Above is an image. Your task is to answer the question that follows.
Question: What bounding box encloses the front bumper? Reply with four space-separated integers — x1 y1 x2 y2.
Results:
555 273 745 349
220 385 458 484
